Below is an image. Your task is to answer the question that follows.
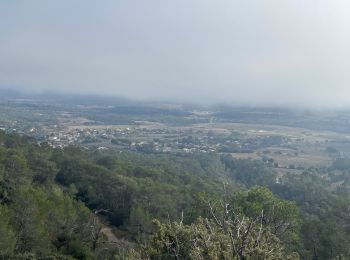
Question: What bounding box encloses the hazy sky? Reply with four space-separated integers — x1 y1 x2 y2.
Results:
1 1 350 106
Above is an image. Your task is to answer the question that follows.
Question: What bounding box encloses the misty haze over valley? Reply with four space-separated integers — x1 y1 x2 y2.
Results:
1 1 350 259
2 1 350 107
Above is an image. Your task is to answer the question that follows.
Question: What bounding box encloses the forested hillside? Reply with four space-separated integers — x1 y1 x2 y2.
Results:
0 131 349 259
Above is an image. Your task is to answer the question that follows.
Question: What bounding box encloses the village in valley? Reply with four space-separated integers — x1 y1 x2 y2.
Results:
1 96 347 177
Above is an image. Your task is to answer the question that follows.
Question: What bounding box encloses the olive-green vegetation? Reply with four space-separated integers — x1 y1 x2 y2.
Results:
222 155 350 259
146 187 300 259
0 131 349 259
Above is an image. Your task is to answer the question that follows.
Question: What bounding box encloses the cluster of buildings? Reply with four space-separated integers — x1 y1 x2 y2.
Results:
5 122 287 156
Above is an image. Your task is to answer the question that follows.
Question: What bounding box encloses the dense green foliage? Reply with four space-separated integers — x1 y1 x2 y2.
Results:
146 187 300 259
0 131 350 259
0 132 235 258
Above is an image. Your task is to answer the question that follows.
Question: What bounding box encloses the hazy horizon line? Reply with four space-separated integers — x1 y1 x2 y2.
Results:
1 86 350 111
